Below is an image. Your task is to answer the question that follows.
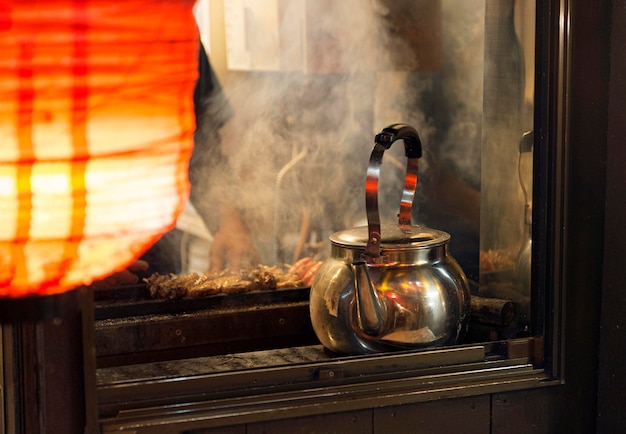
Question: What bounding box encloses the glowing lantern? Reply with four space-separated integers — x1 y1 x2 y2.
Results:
0 0 199 298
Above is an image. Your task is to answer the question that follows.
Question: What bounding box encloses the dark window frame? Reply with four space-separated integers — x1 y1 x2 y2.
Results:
93 1 581 432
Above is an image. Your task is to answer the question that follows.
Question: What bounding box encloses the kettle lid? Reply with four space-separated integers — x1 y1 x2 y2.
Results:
330 223 450 250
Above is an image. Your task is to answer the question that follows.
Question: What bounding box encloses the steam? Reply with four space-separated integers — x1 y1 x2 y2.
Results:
195 0 490 267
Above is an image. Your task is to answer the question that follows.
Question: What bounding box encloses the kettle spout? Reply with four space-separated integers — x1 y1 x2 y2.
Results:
352 261 387 336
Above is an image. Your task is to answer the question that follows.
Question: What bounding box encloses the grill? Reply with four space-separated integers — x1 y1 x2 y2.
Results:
94 284 317 368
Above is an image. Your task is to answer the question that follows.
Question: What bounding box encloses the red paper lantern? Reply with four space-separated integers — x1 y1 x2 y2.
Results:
0 0 199 298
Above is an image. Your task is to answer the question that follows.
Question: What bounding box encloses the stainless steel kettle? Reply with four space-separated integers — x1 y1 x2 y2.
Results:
310 124 471 354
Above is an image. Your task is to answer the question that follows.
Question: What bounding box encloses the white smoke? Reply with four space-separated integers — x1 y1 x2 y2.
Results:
202 0 489 267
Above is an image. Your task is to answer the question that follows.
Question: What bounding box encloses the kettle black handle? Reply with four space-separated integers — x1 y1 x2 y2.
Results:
374 124 422 158
363 124 422 260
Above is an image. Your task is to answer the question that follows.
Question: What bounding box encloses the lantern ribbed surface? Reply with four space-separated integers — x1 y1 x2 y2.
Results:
0 0 198 296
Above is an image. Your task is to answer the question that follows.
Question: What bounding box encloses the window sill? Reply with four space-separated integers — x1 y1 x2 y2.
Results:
97 339 557 432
